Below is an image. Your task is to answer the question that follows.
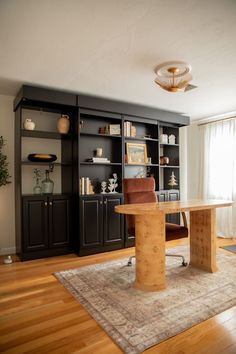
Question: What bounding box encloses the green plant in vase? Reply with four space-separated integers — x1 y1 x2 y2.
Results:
0 136 11 187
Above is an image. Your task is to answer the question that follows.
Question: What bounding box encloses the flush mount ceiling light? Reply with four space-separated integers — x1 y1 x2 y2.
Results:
154 61 197 92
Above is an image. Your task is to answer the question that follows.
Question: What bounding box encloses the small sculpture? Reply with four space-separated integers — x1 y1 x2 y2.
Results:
108 174 118 193
24 118 35 131
168 134 176 144
101 181 107 194
168 171 178 188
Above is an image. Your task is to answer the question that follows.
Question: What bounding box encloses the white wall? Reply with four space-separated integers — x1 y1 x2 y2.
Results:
180 123 201 200
0 95 15 255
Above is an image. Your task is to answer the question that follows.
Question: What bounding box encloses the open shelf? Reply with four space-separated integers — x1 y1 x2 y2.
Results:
160 143 179 147
125 163 159 167
160 165 180 168
80 162 122 166
21 161 71 166
21 130 71 140
125 136 158 142
80 132 121 139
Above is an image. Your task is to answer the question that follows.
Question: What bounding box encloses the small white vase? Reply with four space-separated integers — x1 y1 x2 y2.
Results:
24 119 35 130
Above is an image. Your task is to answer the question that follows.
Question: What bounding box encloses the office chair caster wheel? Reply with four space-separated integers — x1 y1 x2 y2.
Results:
182 261 188 267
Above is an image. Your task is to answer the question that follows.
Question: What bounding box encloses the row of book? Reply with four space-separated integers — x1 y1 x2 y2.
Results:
80 177 94 195
124 121 136 137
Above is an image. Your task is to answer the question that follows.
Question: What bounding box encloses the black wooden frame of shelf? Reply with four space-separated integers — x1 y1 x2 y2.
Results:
21 130 72 139
124 136 158 142
80 162 122 166
80 132 122 138
125 163 159 167
21 161 72 166
160 143 179 146
160 165 180 168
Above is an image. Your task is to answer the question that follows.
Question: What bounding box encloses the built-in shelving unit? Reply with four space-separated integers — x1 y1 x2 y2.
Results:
14 85 189 260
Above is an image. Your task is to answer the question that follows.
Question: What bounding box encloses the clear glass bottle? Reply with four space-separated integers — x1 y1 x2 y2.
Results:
41 170 54 194
33 179 42 194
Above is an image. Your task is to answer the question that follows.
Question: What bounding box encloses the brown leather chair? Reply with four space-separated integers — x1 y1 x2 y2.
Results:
123 177 188 266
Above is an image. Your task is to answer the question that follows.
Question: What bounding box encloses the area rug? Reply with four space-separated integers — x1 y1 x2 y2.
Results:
220 244 236 254
55 246 236 354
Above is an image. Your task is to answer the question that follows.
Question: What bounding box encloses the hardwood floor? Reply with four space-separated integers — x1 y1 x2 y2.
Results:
0 238 236 354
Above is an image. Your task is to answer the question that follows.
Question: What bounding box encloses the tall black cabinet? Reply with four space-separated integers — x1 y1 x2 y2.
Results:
14 85 189 260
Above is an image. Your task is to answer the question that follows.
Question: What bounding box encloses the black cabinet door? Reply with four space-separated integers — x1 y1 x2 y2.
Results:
166 190 180 224
103 195 124 248
48 195 71 248
80 196 103 250
22 196 48 252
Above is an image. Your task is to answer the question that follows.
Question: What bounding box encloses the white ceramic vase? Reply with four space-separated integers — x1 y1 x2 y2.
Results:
57 115 70 134
24 119 35 130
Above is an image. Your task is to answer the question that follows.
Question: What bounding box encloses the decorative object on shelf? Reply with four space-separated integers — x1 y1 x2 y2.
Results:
160 134 168 144
109 124 121 135
0 136 11 187
168 171 178 188
41 165 54 194
130 125 136 137
101 181 107 194
154 61 197 92
108 174 118 193
126 143 147 165
3 255 13 264
79 120 84 130
95 148 103 158
124 121 132 137
33 168 42 194
160 156 169 165
168 134 176 144
57 114 70 134
134 167 146 178
147 157 152 164
28 154 57 163
80 177 94 195
86 157 110 163
23 118 35 130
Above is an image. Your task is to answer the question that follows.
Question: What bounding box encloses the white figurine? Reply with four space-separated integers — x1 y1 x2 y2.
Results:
101 181 107 194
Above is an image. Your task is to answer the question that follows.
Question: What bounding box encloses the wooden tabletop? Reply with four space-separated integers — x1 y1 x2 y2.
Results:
115 199 232 215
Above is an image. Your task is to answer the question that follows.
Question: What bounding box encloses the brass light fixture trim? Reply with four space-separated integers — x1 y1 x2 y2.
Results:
155 61 193 92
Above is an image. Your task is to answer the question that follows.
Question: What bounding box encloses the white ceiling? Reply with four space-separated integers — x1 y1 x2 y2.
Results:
0 0 236 121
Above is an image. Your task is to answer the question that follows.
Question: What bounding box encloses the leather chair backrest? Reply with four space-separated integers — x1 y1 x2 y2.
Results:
123 177 157 234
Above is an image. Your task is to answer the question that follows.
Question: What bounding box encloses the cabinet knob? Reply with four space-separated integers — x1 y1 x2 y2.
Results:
104 200 107 205
49 202 52 206
100 201 103 205
44 202 48 206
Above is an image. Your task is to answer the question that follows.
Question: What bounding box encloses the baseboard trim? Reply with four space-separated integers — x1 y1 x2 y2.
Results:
0 247 16 255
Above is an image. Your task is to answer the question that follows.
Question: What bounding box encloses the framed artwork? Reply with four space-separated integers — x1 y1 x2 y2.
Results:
126 143 148 164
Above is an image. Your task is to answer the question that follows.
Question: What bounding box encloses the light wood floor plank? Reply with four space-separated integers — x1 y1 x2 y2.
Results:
0 238 235 354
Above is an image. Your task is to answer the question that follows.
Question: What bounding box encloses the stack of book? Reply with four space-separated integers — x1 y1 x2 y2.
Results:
86 157 111 163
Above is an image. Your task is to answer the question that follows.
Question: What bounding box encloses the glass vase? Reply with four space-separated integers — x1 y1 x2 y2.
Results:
33 180 42 195
41 170 54 194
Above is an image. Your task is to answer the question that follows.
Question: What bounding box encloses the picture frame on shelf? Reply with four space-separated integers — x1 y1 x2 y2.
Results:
109 124 121 135
126 143 147 164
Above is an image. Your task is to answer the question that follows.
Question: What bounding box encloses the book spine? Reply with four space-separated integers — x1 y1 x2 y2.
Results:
81 177 85 195
86 177 90 194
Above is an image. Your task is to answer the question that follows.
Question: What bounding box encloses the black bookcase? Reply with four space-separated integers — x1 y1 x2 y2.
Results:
14 85 189 260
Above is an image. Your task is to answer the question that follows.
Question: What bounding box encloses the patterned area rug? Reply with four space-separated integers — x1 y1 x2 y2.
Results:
220 244 236 254
55 246 236 354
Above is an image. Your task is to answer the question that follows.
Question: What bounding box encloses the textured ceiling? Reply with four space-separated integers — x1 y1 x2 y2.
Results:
0 0 236 121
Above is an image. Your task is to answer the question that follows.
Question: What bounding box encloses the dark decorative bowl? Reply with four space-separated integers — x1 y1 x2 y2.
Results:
28 154 57 163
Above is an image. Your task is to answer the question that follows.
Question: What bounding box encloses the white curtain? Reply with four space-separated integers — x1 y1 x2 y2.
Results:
199 118 236 238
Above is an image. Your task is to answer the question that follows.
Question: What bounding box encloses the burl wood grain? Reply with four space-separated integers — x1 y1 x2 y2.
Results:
135 212 166 291
190 208 217 272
